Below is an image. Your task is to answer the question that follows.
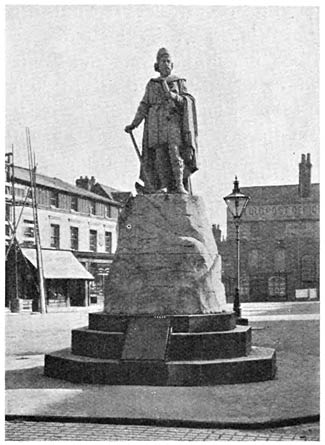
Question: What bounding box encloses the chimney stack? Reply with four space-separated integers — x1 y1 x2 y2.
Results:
212 224 222 244
75 175 96 191
298 153 312 198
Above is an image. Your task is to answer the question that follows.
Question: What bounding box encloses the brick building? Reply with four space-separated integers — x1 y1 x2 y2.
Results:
217 154 319 302
5 163 127 312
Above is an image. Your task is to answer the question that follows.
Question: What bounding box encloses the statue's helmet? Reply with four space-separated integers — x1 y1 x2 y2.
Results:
156 47 171 61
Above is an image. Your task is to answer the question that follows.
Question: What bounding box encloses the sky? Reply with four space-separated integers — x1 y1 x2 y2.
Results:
5 3 319 233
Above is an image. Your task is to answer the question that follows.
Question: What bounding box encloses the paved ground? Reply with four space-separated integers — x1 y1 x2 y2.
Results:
5 302 320 441
5 419 320 441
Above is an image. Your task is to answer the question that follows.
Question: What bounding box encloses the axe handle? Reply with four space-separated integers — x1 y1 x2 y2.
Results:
130 131 142 163
129 131 154 191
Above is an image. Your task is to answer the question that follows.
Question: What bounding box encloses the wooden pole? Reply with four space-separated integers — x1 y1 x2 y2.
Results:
11 147 20 309
26 127 47 313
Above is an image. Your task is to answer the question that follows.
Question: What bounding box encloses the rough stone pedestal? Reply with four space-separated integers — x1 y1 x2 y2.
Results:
104 194 226 315
44 194 276 385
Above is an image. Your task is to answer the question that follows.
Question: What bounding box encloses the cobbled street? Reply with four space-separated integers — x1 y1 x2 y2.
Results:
5 420 320 441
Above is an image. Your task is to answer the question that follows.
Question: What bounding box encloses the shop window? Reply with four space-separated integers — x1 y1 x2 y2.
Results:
50 190 59 207
50 224 60 248
88 262 110 304
105 232 112 253
71 195 78 211
70 227 79 250
301 255 315 283
274 249 285 273
268 276 286 297
47 280 67 305
89 230 97 252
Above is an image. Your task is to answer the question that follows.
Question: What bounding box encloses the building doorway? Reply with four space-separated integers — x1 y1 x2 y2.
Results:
249 277 268 302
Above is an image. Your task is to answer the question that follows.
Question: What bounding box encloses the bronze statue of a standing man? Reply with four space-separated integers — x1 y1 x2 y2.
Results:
125 48 198 194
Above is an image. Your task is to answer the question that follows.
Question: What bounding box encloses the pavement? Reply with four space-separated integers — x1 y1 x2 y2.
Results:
5 302 320 438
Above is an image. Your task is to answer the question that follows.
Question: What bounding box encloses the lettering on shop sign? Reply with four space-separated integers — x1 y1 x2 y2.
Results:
243 203 319 221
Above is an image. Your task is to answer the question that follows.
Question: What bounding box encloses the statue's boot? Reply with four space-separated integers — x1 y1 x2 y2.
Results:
172 161 188 194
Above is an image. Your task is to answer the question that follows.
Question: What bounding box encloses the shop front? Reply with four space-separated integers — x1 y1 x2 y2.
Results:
6 247 94 311
73 252 114 306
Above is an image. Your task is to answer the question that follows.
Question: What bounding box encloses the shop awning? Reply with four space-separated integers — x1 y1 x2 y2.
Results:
21 248 94 280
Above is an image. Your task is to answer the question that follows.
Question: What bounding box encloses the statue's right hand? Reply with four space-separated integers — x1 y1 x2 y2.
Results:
124 124 135 134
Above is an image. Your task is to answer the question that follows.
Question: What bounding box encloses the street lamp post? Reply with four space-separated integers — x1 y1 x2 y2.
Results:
224 177 250 323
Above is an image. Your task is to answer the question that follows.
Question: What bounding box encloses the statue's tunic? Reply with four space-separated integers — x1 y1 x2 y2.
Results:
131 75 198 190
132 75 185 148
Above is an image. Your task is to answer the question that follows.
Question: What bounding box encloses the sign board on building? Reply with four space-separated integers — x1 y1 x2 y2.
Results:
243 203 319 221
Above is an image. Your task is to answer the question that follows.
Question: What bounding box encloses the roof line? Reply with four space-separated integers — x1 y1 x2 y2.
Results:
13 166 123 206
241 183 319 189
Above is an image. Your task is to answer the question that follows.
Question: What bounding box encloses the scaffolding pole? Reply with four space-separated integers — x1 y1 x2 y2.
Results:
26 127 47 313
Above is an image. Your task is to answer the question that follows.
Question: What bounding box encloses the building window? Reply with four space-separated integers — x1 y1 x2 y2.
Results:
50 224 60 248
105 231 112 253
106 205 111 218
71 195 78 211
50 190 59 207
90 201 96 215
268 276 286 298
301 255 315 283
89 230 97 252
240 274 250 297
274 249 285 273
5 203 11 221
70 227 79 250
23 220 35 238
5 204 11 237
248 249 259 271
24 226 35 238
250 223 260 238
15 186 25 200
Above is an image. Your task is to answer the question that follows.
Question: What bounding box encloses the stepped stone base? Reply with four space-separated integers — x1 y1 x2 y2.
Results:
45 347 276 386
89 312 237 333
44 313 277 386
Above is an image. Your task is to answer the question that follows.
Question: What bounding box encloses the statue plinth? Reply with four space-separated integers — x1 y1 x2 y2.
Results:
104 194 226 315
44 193 276 386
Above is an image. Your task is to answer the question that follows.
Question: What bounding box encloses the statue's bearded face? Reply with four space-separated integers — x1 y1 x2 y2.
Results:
158 54 173 77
